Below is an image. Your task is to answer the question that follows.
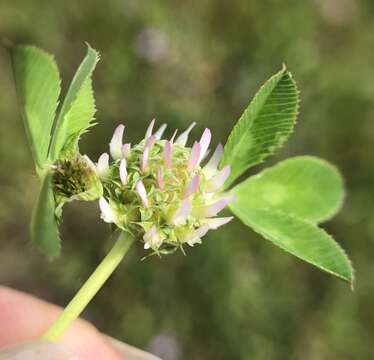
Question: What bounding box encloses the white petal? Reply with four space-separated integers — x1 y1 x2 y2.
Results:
141 136 156 172
175 122 196 147
187 237 202 247
82 155 97 171
99 197 117 223
183 175 200 198
203 143 223 177
119 159 128 185
154 123 167 140
172 199 192 225
193 194 234 218
170 129 178 142
200 148 211 163
121 143 131 158
187 142 201 171
184 224 209 246
198 128 211 162
143 225 163 249
96 153 110 178
136 181 149 208
143 225 155 249
206 165 231 192
145 118 155 139
110 124 125 160
204 217 233 229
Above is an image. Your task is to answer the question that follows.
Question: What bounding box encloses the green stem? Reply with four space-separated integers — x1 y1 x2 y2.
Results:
42 231 134 341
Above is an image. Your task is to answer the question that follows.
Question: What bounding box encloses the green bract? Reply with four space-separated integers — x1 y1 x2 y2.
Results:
10 44 354 285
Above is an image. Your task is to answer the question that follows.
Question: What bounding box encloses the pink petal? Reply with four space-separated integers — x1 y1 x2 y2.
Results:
141 153 148 173
206 165 231 192
109 124 125 160
154 123 167 140
172 199 192 225
204 217 233 229
175 122 196 147
145 118 155 139
141 136 156 172
157 166 164 191
136 181 149 208
121 143 131 158
198 128 211 162
99 197 117 223
203 143 223 177
187 142 201 171
119 159 128 185
183 175 200 198
96 153 110 178
164 141 173 168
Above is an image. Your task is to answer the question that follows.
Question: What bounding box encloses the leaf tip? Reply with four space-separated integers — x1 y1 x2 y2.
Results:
348 261 355 291
84 41 100 62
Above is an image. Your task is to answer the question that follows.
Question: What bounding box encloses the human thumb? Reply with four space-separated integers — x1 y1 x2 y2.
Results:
0 341 79 360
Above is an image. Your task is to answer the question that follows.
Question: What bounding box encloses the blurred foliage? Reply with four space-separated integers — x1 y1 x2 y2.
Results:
0 0 373 359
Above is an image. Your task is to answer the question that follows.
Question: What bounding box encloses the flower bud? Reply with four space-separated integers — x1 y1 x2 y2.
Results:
52 155 103 204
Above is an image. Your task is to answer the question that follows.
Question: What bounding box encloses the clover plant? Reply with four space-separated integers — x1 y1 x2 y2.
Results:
8 44 354 341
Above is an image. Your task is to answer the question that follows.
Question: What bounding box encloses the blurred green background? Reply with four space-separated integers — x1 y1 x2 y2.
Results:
0 1 373 359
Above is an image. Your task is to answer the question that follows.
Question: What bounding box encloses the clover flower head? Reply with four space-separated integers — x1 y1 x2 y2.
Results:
97 120 234 253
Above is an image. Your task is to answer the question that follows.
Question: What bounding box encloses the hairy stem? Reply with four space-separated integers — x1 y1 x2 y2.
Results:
42 231 134 341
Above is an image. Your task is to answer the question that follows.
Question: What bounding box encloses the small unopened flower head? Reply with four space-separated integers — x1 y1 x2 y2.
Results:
52 155 103 204
97 120 233 253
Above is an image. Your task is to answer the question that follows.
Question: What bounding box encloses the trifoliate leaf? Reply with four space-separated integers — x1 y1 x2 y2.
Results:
10 46 61 173
232 156 344 223
221 66 299 188
229 205 354 285
50 44 99 160
31 174 61 258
